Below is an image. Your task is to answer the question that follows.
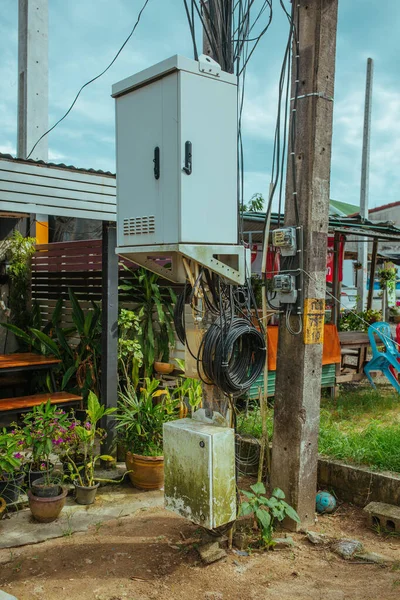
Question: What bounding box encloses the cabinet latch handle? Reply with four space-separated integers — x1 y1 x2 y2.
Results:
153 146 160 180
183 141 192 175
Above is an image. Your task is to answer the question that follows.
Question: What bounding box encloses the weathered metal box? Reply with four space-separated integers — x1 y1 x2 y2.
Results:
163 419 236 529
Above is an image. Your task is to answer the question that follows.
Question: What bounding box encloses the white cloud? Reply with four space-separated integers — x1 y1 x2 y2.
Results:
241 80 279 141
0 143 15 156
332 80 400 208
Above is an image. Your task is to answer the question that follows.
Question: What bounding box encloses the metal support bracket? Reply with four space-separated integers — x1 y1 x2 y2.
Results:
117 244 250 284
198 54 221 77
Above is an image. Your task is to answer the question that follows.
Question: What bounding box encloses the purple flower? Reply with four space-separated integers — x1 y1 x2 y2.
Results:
11 429 16 434
18 440 24 446
52 438 64 445
69 423 76 430
13 452 23 459
84 422 91 430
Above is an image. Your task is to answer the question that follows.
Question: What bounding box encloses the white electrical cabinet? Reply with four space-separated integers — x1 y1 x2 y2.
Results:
163 419 236 529
112 55 238 248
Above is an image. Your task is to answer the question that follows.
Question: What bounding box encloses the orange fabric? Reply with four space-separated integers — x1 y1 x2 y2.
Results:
266 323 341 371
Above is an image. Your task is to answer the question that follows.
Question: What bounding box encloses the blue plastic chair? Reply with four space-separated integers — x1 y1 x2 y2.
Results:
364 321 400 393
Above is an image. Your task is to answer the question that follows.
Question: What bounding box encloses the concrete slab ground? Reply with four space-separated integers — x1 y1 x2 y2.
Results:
0 484 163 550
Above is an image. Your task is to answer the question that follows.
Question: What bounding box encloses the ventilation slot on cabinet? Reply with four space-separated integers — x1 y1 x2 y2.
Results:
123 216 155 236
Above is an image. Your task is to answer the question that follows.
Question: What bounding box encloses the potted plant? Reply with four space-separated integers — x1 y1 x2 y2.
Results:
119 266 176 377
19 401 70 522
63 391 116 505
390 302 400 323
115 377 179 490
20 400 71 487
154 324 175 374
173 359 202 417
0 428 25 505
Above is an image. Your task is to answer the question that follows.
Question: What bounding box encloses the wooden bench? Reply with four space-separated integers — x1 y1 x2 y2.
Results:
0 392 83 413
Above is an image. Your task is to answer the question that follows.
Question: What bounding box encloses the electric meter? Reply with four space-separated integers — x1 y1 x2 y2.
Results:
272 274 297 304
272 227 297 256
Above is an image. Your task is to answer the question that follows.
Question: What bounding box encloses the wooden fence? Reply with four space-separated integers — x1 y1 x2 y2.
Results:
31 240 184 359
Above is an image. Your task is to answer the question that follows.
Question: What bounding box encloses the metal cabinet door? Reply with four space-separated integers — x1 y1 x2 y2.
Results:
115 79 163 246
179 71 238 245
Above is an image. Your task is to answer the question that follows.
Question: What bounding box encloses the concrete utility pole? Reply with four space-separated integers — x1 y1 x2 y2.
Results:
356 58 374 312
18 0 49 243
271 0 338 529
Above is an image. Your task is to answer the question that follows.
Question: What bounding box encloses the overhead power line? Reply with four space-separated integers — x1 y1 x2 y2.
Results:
26 0 150 160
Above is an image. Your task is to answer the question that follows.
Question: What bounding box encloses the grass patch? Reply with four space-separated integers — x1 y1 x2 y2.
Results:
236 387 400 473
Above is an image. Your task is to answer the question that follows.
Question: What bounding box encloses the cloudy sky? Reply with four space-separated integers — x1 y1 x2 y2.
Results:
1 0 399 210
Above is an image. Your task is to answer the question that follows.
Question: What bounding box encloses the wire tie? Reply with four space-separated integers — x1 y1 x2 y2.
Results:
292 192 297 195
291 92 334 102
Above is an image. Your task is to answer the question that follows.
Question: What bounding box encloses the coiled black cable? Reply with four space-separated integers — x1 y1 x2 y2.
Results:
200 316 266 396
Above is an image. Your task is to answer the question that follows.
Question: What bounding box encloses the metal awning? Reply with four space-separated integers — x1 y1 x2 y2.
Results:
0 154 116 221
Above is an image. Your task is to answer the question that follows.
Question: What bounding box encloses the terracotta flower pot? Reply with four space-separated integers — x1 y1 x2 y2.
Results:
0 497 6 520
125 451 164 490
154 362 174 375
73 482 100 505
28 487 67 523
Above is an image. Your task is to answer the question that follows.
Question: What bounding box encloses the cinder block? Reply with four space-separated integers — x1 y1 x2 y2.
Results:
364 502 400 533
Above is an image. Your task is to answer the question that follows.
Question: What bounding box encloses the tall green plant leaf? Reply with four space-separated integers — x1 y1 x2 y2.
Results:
68 288 85 332
61 365 77 390
30 329 61 357
0 323 32 346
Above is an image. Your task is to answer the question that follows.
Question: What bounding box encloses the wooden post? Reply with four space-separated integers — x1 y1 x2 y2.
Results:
332 232 341 328
270 0 338 529
367 238 378 311
101 221 119 454
202 0 233 73
200 1 234 419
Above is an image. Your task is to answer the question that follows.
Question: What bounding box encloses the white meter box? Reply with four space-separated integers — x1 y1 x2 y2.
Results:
112 55 238 248
163 419 236 529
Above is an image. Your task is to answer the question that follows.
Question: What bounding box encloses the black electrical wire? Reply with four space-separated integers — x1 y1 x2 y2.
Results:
183 0 199 61
26 0 150 159
200 316 266 396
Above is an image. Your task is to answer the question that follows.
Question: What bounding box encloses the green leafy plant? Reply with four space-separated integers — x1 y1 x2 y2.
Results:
118 308 143 388
1 290 101 399
63 391 116 487
119 267 176 376
0 428 24 478
240 193 265 213
378 262 397 295
115 377 179 456
6 230 36 332
338 309 382 332
20 400 72 483
239 482 300 548
174 359 202 416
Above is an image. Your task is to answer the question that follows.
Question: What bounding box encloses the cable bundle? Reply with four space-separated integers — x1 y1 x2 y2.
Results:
200 316 266 396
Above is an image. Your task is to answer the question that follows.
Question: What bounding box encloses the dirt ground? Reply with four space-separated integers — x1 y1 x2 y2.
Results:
1 503 400 600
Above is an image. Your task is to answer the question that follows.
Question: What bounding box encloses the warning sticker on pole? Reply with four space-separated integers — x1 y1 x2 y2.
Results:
303 299 325 344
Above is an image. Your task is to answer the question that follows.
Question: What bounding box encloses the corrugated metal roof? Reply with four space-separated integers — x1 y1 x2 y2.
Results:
0 152 116 178
369 201 400 214
329 199 359 216
243 211 400 241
